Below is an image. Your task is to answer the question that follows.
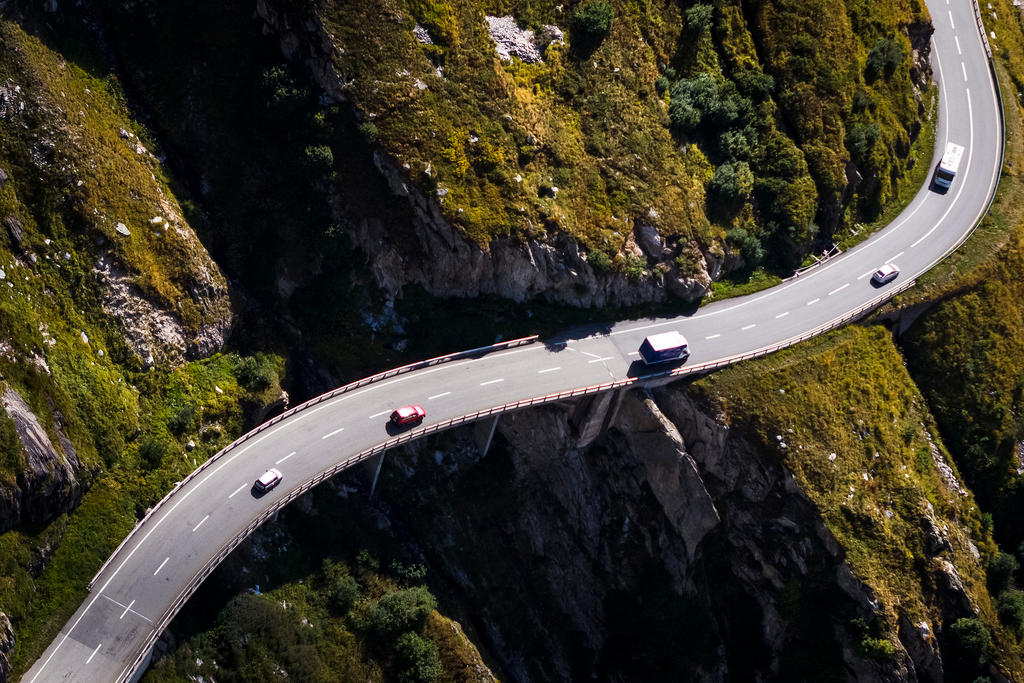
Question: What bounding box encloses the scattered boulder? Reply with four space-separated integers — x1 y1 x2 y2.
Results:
0 168 8 188
486 16 544 63
115 222 131 236
413 23 433 45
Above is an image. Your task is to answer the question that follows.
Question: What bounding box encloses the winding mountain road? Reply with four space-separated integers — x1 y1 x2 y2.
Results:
24 0 1004 680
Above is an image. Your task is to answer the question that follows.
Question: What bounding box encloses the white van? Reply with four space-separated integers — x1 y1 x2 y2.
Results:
933 142 964 189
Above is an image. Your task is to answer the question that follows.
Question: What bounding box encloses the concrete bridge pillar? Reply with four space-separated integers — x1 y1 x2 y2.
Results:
573 388 627 449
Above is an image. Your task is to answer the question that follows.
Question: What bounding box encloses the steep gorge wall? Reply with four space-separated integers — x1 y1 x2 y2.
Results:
361 351 998 681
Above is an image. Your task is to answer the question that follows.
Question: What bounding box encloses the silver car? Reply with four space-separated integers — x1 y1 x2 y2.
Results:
871 263 899 285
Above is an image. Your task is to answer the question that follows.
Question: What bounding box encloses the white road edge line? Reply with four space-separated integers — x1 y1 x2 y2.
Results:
86 643 102 664
228 484 247 499
192 515 209 533
828 283 849 296
321 427 345 440
153 557 169 576
368 410 389 420
275 451 296 464
428 392 451 400
538 367 561 374
119 600 135 620
479 378 504 386
775 312 790 319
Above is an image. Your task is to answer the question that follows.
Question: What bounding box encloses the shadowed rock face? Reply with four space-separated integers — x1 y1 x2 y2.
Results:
363 386 969 681
0 388 89 534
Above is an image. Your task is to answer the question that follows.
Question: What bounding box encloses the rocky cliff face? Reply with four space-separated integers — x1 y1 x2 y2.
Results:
365 384 968 681
0 612 13 683
0 388 91 535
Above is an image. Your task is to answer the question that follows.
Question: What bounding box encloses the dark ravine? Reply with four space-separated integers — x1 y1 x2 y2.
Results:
316 384 976 681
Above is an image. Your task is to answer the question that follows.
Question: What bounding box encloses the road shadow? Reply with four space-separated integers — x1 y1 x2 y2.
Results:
384 420 421 437
625 358 688 379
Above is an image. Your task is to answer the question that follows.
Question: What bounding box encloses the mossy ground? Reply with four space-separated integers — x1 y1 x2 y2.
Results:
695 325 1024 678
317 0 932 274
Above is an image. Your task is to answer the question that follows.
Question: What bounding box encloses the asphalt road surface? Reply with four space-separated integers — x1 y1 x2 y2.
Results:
24 0 1003 680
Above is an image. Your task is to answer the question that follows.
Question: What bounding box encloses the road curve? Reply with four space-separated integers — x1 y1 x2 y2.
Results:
24 0 1003 680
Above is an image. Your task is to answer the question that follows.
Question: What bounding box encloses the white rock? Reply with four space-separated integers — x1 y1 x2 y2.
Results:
80 331 89 344
115 222 130 236
214 385 224 394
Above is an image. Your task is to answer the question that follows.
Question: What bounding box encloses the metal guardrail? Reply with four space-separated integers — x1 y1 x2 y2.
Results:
88 334 539 591
115 2 1011 678
972 0 993 58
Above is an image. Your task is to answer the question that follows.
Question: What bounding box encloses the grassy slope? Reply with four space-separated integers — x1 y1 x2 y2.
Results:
0 18 291 675
695 325 1024 678
316 0 930 273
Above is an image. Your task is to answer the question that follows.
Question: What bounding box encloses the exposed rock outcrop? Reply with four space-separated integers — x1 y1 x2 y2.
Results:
349 150 710 307
0 612 13 683
0 388 89 534
93 245 232 367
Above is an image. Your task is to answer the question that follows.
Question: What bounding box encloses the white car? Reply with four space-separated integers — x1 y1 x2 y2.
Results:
871 263 899 285
254 468 283 493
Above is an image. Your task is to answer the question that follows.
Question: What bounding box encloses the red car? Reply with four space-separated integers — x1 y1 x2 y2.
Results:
390 404 426 426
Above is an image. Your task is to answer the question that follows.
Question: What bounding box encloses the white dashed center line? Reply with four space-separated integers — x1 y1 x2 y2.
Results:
119 600 135 620
828 283 849 296
961 62 968 81
948 9 955 29
807 298 821 306
741 324 756 331
588 357 614 363
627 351 641 356
480 378 504 386
228 484 247 499
955 35 962 55
538 367 561 374
86 643 102 664
275 451 296 464
321 427 345 440
857 269 875 280
889 251 904 261
192 515 209 533
153 557 169 576
705 334 721 340
368 410 390 420
428 392 451 400
775 312 790 319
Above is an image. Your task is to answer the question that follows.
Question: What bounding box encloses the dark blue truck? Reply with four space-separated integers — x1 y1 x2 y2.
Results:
638 331 690 365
